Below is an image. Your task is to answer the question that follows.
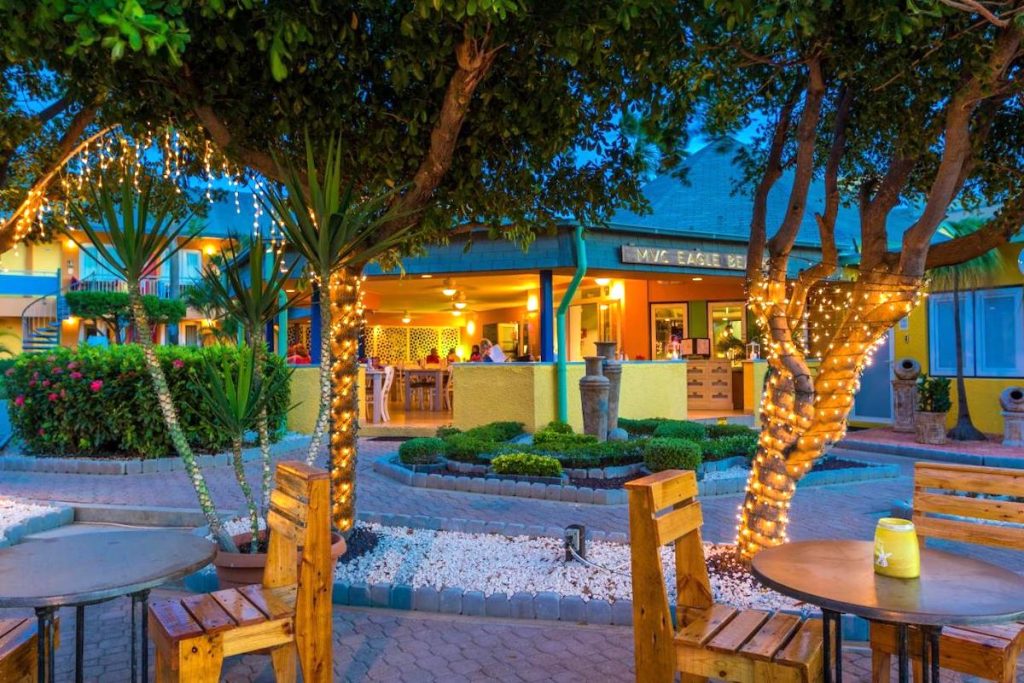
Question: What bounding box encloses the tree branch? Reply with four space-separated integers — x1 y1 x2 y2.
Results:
938 0 1011 27
192 103 287 185
859 155 916 270
923 190 1024 268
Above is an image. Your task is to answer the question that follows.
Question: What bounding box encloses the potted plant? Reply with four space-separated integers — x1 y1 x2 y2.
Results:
915 374 951 445
195 347 346 587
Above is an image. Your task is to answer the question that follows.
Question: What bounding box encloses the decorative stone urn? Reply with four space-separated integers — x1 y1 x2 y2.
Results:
914 412 947 445
1000 387 1024 447
892 358 921 433
580 356 610 442
594 341 622 432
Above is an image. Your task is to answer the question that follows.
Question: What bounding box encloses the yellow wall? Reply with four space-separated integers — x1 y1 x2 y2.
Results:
743 360 769 422
893 243 1024 434
32 243 62 273
288 365 373 434
451 361 687 433
0 317 23 355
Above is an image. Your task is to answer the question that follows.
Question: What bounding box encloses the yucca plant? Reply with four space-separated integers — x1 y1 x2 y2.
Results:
64 172 238 552
194 346 292 553
260 135 414 533
198 235 299 511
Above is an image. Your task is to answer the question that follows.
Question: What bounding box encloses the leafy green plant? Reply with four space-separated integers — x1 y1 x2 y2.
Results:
442 433 496 463
540 420 574 435
491 453 563 478
435 426 461 439
617 417 670 436
398 437 445 466
643 438 702 473
917 374 952 414
706 423 758 439
532 430 598 451
552 438 650 469
652 420 707 441
702 435 758 461
463 421 525 442
66 291 186 343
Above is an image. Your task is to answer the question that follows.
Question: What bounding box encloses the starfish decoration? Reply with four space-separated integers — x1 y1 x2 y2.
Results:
875 543 892 568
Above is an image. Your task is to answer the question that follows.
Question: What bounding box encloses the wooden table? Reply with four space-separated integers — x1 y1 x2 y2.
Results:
0 530 216 683
404 367 444 411
365 368 385 423
752 539 1024 683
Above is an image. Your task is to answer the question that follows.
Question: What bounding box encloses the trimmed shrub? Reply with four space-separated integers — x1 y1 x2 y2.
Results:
6 345 290 458
643 437 702 473
463 421 525 442
617 417 669 436
398 437 445 465
702 434 759 461
652 420 707 441
435 426 461 439
706 423 759 439
540 420 574 434
492 453 563 478
554 438 649 469
532 430 599 451
442 433 496 463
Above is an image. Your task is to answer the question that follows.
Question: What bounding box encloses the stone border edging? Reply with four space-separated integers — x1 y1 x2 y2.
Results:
835 440 1024 470
0 438 308 476
374 456 901 502
0 505 74 548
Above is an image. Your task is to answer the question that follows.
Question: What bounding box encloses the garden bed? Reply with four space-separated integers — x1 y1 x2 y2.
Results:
0 497 74 547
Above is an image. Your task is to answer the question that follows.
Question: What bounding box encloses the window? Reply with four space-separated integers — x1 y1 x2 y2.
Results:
80 246 116 280
975 288 1024 377
182 323 201 348
180 250 202 282
928 287 1023 377
707 301 746 359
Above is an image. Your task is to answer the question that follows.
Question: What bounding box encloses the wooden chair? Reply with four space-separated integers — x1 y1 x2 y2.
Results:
626 470 825 683
443 365 454 411
870 462 1024 683
380 365 395 422
0 618 43 683
148 461 333 682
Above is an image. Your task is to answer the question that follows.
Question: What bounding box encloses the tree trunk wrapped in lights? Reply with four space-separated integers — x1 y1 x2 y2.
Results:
305 287 333 467
328 267 362 533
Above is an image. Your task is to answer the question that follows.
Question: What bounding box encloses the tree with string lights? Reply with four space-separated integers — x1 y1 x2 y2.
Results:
690 1 1024 558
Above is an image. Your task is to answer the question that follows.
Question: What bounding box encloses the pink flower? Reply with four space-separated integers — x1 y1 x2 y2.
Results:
4 368 13 377
89 380 103 392
70 371 83 380
51 367 63 375
47 392 59 402
32 371 39 380
37 428 45 436
67 361 79 370
13 396 24 407
28 380 36 388
172 359 185 369
42 379 51 388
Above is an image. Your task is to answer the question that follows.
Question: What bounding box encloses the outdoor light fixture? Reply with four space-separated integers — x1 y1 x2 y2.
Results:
401 310 411 324
421 274 432 279
453 292 467 309
594 277 611 286
692 276 704 282
64 238 77 250
204 244 216 256
441 278 457 297
526 293 539 312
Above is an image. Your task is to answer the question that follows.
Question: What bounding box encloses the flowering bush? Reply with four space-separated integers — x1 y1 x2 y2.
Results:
7 345 290 458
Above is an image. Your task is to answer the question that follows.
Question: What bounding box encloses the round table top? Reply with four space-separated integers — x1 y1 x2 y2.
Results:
751 539 1024 626
0 530 216 608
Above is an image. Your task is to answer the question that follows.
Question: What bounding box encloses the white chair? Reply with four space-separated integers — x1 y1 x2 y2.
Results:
380 366 395 422
443 365 455 411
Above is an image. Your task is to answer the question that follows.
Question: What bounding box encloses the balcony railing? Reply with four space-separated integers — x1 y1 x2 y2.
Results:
73 277 200 299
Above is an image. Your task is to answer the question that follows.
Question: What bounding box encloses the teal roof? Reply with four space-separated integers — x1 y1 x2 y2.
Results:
607 137 918 255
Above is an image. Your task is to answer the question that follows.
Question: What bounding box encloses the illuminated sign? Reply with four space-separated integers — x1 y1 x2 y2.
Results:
620 245 747 270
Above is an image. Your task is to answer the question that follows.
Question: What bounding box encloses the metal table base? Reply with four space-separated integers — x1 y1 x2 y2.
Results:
821 610 941 683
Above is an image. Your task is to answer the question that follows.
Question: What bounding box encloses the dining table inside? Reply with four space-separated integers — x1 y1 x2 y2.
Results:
403 366 446 412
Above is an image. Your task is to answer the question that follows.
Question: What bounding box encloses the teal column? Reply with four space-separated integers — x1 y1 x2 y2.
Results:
277 291 288 358
556 225 587 423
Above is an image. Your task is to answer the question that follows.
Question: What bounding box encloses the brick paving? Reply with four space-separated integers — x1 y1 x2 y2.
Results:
2 438 1023 681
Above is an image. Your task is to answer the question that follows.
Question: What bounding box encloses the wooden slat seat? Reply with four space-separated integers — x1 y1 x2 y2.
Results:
148 461 332 682
870 462 1024 682
627 469 824 682
0 618 41 683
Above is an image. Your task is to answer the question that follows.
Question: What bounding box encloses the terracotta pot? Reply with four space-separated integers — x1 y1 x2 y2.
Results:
914 411 948 445
213 530 347 589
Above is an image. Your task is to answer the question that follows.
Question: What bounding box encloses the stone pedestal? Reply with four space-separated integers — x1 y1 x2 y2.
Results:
594 341 622 432
892 358 921 434
580 356 610 442
999 387 1024 447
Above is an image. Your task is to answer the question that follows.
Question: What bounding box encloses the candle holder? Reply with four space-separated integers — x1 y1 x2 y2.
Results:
873 518 920 579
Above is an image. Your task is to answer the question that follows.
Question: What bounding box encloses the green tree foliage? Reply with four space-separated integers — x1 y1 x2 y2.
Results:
66 290 186 341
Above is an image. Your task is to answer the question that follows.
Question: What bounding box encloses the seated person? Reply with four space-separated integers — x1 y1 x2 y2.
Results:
424 347 441 364
480 339 507 363
446 347 459 363
469 344 482 362
287 343 311 364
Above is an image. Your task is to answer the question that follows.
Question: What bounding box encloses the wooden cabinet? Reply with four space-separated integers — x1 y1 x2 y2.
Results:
687 359 733 411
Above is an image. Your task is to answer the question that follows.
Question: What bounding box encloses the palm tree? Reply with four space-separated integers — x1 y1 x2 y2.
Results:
929 218 1005 441
259 135 412 533
194 346 291 553
65 172 238 552
197 235 298 511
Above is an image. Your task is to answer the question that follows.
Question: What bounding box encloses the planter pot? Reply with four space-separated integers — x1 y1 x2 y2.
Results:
594 341 622 432
914 411 948 446
1000 387 1024 447
213 530 347 589
579 356 610 442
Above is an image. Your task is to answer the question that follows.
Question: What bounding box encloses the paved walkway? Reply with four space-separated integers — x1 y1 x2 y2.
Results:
2 438 1023 681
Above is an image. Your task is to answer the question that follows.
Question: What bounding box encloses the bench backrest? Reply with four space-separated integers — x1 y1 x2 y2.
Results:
913 462 1024 551
626 470 713 681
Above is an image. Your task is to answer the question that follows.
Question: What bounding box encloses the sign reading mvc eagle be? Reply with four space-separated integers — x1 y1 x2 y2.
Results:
620 245 747 270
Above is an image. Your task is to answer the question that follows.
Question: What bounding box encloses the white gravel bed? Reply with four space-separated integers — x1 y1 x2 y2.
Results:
0 496 59 542
701 465 750 481
335 524 805 612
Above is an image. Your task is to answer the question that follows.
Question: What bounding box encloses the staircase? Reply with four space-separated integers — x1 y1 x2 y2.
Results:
21 291 68 353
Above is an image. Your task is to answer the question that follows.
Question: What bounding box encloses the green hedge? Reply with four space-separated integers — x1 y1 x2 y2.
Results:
398 437 445 465
652 420 707 441
65 290 187 325
463 421 525 442
491 453 563 477
7 345 289 458
643 437 702 472
706 423 758 439
617 417 668 436
701 434 758 461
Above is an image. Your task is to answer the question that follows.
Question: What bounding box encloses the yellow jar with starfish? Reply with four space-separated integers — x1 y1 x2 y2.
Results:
874 518 920 579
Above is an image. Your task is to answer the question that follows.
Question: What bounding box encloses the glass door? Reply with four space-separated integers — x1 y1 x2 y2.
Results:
708 301 746 359
650 303 688 360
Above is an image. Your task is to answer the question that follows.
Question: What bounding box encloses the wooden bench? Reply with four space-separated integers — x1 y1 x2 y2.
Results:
0 618 42 683
870 462 1024 682
148 461 333 682
626 469 825 682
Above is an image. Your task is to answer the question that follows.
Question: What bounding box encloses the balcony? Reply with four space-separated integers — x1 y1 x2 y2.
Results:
73 277 200 299
0 270 60 297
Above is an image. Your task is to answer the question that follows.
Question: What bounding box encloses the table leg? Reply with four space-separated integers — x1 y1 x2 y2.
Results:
75 605 85 683
373 372 383 423
433 372 442 411
404 373 412 411
34 606 57 683
139 590 150 683
923 626 940 683
897 623 909 683
822 611 831 683
131 591 137 683
822 609 842 683
129 590 151 683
